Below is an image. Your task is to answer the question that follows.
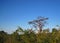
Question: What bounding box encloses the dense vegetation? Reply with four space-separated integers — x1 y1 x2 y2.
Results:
0 27 60 43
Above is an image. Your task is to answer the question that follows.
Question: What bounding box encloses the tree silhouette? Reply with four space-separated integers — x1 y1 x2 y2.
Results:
28 16 48 33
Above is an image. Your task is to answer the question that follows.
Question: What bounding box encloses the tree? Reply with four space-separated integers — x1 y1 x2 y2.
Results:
0 31 8 43
28 16 48 33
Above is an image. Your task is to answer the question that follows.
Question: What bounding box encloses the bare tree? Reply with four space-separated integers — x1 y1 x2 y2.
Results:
28 16 48 33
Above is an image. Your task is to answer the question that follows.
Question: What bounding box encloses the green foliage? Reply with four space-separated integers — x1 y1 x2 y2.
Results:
0 31 8 43
1 27 60 43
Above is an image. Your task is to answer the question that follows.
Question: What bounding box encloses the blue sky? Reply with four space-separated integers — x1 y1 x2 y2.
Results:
0 0 60 33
